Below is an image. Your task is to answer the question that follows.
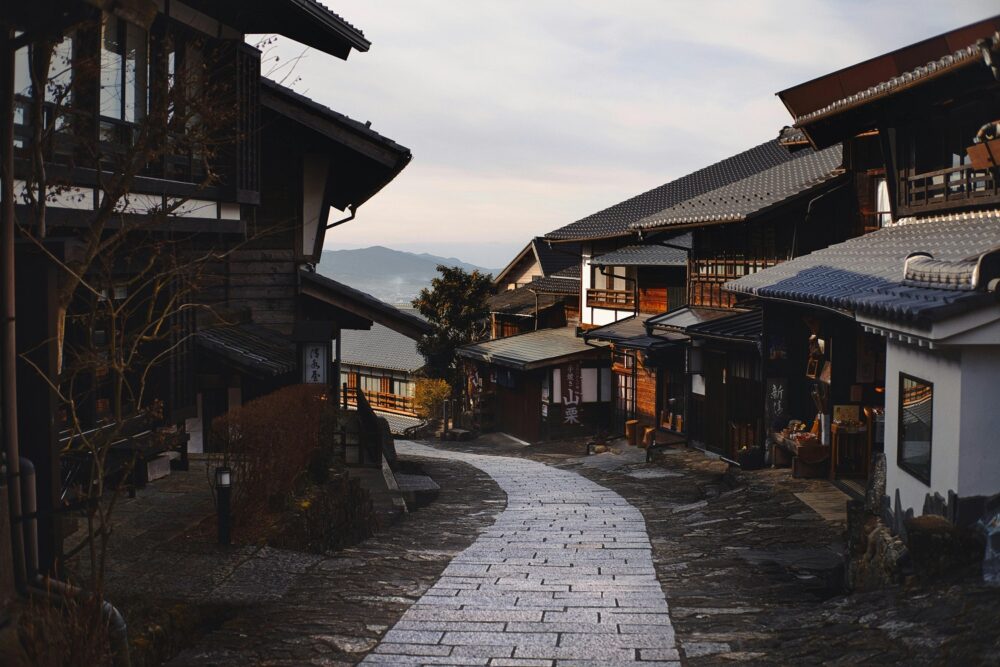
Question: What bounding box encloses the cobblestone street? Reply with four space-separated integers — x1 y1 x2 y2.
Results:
363 442 679 666
78 437 1000 666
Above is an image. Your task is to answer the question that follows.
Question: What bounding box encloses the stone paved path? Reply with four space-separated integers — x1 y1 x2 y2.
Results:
362 441 679 666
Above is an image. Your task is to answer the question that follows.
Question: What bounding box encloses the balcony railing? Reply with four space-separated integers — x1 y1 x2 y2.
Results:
900 164 999 214
586 288 635 311
344 388 416 415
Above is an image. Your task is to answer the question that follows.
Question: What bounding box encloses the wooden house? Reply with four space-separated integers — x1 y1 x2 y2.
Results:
493 237 580 291
728 17 1000 526
0 0 416 582
487 264 581 339
189 79 428 450
458 327 611 443
633 142 861 458
338 310 426 434
551 138 810 437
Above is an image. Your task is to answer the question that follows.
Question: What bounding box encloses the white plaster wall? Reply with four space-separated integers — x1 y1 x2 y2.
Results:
580 245 632 326
506 257 542 289
884 341 961 515
580 246 594 325
302 155 329 258
957 346 1000 498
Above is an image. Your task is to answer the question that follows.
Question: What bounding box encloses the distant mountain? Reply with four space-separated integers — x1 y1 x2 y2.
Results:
317 246 499 305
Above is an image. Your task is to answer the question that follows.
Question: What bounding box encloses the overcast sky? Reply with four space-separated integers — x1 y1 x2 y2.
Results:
268 2 996 268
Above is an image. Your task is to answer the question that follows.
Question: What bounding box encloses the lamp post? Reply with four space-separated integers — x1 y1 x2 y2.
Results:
215 466 232 545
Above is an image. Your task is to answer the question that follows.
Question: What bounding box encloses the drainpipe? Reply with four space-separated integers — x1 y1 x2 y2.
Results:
793 181 849 259
325 204 356 230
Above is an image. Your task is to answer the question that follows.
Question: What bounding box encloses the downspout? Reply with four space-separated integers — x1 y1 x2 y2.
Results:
325 204 356 230
792 180 848 259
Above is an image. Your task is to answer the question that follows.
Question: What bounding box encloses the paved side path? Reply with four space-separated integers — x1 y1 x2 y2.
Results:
363 441 679 666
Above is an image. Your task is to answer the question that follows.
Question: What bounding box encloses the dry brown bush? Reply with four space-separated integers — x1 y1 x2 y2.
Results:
209 384 338 534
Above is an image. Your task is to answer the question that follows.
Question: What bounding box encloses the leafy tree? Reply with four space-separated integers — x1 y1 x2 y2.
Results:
412 265 492 388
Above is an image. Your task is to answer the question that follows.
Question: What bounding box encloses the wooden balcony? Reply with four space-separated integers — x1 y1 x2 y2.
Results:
900 164 1000 214
344 388 416 416
586 288 635 311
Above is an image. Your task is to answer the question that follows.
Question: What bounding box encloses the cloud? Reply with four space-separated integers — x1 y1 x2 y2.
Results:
263 1 997 266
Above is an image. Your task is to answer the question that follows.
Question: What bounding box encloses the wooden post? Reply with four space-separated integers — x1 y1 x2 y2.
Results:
1 27 28 592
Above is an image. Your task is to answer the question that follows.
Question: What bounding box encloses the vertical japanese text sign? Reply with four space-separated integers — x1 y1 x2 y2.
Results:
302 343 328 384
563 362 582 425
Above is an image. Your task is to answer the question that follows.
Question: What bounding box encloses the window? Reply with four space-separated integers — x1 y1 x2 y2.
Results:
898 373 932 485
100 15 148 132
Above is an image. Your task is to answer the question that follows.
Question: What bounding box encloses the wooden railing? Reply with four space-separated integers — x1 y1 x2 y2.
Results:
900 164 999 214
586 288 635 310
343 387 417 416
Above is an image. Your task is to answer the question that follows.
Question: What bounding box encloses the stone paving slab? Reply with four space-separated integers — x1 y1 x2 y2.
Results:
361 441 680 667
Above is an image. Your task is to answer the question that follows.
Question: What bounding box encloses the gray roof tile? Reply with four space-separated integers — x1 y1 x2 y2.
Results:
196 324 295 377
340 313 427 373
545 139 800 241
726 209 1000 326
592 232 691 266
631 145 843 230
794 33 998 126
457 327 608 370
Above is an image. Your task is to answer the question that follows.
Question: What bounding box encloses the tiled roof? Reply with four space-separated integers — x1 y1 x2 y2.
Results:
544 139 800 241
778 126 809 146
527 275 581 295
592 232 691 267
794 33 999 126
293 0 369 50
493 238 581 287
375 410 423 436
551 264 580 278
582 316 686 350
457 327 608 371
686 308 763 343
631 145 844 231
534 239 581 275
196 324 295 377
261 79 411 158
340 314 426 373
646 306 742 332
487 287 574 316
300 270 432 338
725 209 1000 326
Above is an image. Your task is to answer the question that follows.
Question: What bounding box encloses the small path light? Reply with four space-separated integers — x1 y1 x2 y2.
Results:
215 466 232 545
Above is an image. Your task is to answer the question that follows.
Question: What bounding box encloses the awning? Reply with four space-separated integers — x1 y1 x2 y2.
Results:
299 270 432 340
582 316 687 351
196 323 295 378
457 327 608 371
647 307 761 345
686 309 763 344
646 306 738 332
592 233 691 267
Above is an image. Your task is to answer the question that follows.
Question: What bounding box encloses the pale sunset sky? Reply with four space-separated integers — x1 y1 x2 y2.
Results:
266 2 997 268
